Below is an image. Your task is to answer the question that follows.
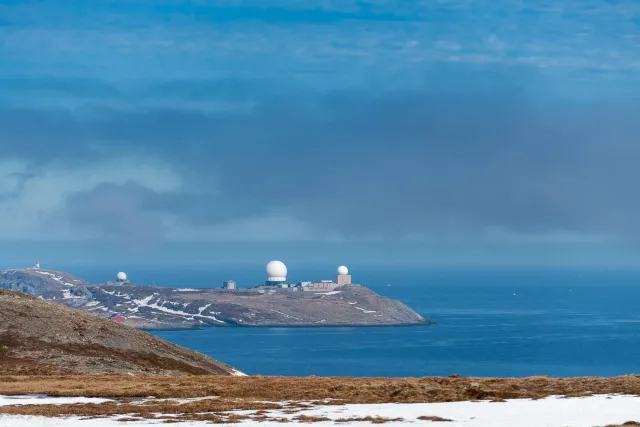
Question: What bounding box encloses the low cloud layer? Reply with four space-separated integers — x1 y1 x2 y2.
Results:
1 90 640 247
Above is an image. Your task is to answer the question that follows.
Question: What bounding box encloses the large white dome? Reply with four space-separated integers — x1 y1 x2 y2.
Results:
266 260 287 279
337 265 349 276
116 271 127 281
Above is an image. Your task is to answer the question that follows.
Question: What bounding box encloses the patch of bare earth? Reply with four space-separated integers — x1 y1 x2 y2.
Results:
417 416 453 422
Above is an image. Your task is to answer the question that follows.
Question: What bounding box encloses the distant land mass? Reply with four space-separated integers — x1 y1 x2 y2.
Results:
0 289 242 375
0 268 429 330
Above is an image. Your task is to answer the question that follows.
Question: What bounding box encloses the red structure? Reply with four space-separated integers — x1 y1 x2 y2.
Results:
110 313 126 323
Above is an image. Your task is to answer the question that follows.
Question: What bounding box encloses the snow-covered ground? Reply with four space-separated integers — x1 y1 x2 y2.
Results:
1 394 640 426
231 368 248 376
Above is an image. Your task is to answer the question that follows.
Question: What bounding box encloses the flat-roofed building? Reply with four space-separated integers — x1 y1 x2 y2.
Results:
222 280 237 290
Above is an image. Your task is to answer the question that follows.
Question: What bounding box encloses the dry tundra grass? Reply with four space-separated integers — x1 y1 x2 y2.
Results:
3 374 640 402
417 415 453 422
2 374 640 423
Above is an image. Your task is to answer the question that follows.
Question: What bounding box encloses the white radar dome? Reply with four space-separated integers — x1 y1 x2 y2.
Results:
266 260 287 279
337 265 349 276
116 272 127 281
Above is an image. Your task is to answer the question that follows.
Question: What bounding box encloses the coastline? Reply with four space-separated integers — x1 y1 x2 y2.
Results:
140 318 435 331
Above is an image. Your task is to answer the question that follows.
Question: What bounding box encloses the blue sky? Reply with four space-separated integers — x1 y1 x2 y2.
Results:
1 0 640 266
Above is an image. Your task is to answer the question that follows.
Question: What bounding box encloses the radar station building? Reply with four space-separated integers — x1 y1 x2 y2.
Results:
222 280 238 290
265 260 288 287
258 260 356 292
114 271 130 285
337 265 351 286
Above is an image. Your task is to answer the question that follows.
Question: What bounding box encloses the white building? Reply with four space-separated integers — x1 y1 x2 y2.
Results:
222 280 237 290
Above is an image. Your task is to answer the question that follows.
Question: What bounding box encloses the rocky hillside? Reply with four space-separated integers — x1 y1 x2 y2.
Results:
0 268 429 329
0 289 243 376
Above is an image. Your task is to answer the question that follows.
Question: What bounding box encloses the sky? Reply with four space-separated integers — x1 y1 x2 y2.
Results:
1 0 640 267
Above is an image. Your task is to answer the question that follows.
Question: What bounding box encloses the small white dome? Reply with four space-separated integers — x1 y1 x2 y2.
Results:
116 272 127 281
266 260 287 279
337 265 349 276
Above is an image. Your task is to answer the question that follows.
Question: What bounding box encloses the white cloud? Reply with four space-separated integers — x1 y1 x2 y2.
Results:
0 157 182 240
0 158 343 242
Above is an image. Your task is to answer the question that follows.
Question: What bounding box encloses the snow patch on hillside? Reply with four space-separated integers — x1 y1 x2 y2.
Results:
198 303 212 314
61 289 84 300
143 300 225 324
33 271 75 287
133 295 155 306
271 309 302 321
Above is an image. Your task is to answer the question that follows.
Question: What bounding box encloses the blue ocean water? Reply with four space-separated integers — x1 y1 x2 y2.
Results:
62 265 640 378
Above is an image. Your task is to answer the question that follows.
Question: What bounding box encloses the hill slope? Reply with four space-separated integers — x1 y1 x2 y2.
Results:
0 289 242 376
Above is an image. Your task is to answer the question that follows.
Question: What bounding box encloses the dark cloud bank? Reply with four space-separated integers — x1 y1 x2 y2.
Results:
2 85 640 260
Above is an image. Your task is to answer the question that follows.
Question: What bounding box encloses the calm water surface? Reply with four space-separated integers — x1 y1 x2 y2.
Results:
65 265 640 377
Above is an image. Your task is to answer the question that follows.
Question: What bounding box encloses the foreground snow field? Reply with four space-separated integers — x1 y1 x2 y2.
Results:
1 394 640 426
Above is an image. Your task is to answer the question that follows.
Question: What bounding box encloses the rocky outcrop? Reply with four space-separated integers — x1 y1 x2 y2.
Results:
0 289 242 375
0 269 430 330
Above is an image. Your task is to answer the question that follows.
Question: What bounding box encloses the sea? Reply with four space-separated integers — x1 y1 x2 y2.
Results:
63 265 640 378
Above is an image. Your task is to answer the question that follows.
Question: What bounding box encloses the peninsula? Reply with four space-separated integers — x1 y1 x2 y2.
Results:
0 263 428 330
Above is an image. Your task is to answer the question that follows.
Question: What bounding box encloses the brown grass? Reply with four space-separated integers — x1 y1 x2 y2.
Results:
0 398 304 424
0 399 283 418
417 416 453 422
0 333 224 376
336 417 404 423
2 374 640 403
3 374 640 423
293 415 332 423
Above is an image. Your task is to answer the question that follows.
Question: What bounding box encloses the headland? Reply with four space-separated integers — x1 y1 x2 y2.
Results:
0 261 429 330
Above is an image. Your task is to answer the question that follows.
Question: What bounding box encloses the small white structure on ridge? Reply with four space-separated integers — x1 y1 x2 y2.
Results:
116 271 128 282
